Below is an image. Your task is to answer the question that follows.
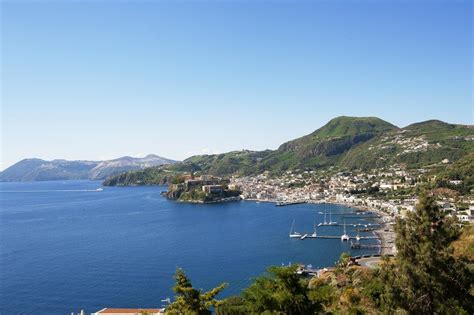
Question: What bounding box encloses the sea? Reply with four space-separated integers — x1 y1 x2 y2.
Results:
0 180 379 314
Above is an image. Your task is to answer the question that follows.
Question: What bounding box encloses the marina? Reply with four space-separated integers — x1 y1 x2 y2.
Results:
289 213 382 244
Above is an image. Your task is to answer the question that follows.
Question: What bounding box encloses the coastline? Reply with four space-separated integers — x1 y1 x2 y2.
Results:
176 196 242 204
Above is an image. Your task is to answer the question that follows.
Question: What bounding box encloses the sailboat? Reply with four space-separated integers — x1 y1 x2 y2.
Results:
341 220 350 241
311 223 317 238
289 219 302 238
318 212 327 227
328 212 337 225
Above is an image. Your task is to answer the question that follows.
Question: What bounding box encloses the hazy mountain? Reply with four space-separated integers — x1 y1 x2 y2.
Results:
0 155 176 182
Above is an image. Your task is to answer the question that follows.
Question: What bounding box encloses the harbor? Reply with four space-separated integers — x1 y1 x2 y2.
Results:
288 209 387 254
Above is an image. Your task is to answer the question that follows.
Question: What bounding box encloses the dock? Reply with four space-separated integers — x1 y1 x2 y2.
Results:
295 235 378 240
276 201 307 206
342 215 380 219
318 223 380 227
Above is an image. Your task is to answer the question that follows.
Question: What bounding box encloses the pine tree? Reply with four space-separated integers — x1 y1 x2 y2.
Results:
240 265 322 314
166 268 227 315
381 192 473 314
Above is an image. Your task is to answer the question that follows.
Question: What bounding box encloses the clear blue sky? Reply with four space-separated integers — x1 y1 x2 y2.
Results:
1 0 472 169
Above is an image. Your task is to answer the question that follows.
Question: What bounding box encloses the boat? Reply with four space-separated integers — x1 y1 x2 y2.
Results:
341 220 350 241
355 233 361 241
289 219 302 238
96 188 103 192
318 212 327 226
328 212 337 225
311 223 317 237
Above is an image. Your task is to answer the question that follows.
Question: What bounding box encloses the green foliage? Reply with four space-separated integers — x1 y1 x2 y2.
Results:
338 252 351 266
102 166 175 186
341 120 474 171
381 193 474 314
103 117 474 187
166 268 227 315
179 190 208 202
218 265 324 314
435 152 474 195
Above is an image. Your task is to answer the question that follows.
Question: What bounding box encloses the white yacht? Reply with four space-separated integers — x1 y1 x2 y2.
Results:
289 219 302 238
341 220 350 241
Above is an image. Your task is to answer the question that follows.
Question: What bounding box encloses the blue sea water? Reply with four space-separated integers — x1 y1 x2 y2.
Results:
0 180 378 314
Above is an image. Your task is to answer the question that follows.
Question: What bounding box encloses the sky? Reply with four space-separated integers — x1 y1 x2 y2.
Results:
1 0 472 169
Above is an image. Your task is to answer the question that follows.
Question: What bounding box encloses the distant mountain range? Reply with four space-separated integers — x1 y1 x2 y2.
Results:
0 155 177 182
102 116 474 186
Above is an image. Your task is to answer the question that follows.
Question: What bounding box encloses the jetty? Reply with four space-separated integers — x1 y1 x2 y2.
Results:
294 235 377 240
342 215 380 219
276 200 307 206
318 223 380 227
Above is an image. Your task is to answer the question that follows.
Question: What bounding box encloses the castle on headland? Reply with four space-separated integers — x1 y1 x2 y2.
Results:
166 174 241 203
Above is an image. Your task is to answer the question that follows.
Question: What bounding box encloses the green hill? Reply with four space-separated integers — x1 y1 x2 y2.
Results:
340 120 474 170
103 117 474 186
258 116 398 172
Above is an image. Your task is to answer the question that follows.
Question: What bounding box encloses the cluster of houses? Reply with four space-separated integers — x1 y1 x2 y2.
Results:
232 167 473 222
370 131 441 156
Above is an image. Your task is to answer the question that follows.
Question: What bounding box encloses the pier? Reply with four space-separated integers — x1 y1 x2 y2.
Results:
276 201 307 206
295 235 378 240
318 223 380 227
341 215 380 219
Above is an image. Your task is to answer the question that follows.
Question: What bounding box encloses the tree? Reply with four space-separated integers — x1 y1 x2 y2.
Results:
239 265 323 314
166 268 227 315
381 192 474 314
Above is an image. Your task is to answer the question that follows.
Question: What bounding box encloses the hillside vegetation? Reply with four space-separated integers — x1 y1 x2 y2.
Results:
103 116 474 186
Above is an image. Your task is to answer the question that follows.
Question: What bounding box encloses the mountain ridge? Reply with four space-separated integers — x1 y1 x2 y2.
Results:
0 155 177 182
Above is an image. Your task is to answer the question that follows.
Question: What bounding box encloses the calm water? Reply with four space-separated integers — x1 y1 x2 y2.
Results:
0 180 378 314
